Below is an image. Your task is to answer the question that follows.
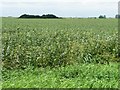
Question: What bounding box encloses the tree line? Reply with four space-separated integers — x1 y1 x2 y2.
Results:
98 15 120 19
19 14 120 19
19 14 61 19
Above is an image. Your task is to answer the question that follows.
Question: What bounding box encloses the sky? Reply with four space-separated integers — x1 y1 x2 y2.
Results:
0 0 119 17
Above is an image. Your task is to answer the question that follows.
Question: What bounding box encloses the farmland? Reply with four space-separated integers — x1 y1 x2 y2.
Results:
2 18 119 88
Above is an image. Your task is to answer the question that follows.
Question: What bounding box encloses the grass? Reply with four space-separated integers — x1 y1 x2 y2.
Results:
1 18 119 88
2 63 118 88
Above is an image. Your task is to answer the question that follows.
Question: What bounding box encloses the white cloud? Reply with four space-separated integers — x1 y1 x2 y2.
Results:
1 0 118 17
1 0 118 7
1 0 119 3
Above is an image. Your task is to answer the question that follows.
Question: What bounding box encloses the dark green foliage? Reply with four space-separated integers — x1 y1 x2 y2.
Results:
19 14 59 19
115 14 120 18
41 14 58 18
99 15 106 19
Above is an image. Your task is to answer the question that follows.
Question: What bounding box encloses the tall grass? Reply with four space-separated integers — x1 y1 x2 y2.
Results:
2 18 118 69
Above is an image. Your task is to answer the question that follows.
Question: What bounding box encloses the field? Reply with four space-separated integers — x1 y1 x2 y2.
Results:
2 18 119 88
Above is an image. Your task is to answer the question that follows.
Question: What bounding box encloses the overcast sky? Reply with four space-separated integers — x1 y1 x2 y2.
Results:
0 0 119 17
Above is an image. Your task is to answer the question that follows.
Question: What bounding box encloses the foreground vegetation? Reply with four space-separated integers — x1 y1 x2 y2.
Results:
2 63 118 88
2 18 119 88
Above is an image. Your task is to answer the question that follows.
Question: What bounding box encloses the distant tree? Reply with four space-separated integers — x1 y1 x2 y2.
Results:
19 14 59 19
94 17 97 19
104 15 106 18
41 14 58 18
19 14 29 18
115 14 120 18
19 14 41 18
99 15 106 19
88 17 97 19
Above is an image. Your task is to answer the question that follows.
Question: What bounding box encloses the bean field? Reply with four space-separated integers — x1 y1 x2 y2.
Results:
2 18 119 88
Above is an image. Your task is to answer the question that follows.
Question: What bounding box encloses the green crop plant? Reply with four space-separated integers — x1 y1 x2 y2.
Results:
2 18 118 69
